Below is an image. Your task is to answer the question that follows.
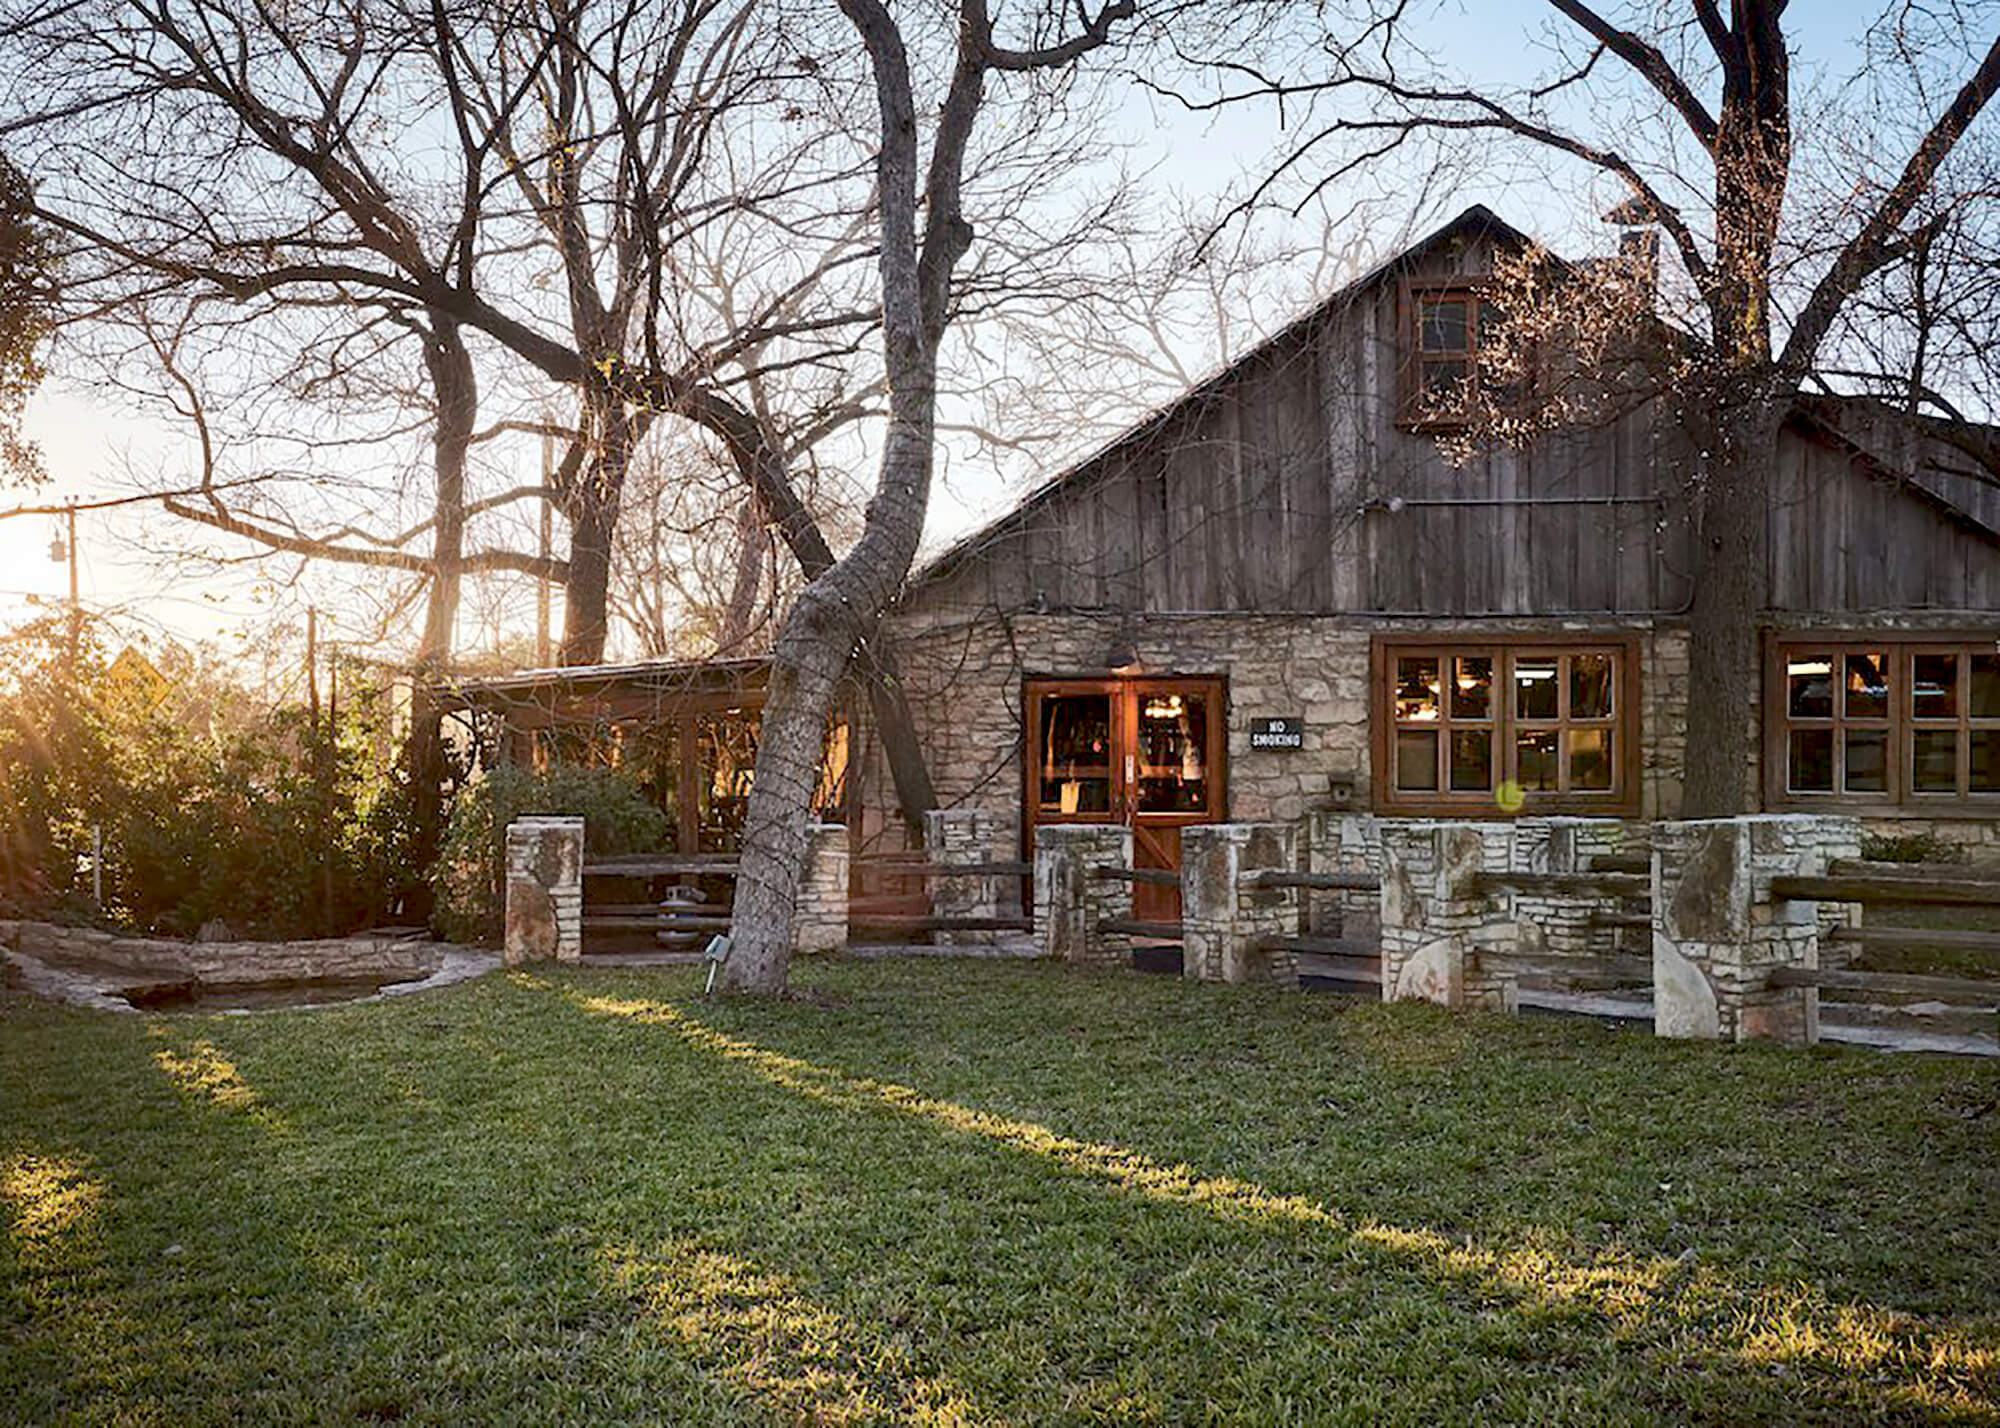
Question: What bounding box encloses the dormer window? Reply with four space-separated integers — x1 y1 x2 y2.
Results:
1403 282 1486 427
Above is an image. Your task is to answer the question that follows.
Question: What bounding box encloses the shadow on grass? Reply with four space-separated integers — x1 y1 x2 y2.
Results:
552 974 1998 1425
3 968 1996 1425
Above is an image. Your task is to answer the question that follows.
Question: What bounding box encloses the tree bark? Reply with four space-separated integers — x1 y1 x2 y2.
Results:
401 313 475 919
557 397 633 667
717 0 966 992
1678 390 1778 817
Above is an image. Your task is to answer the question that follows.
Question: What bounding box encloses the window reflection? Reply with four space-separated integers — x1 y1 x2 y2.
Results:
1788 729 1834 792
1514 658 1559 720
1040 694 1111 815
1137 692 1208 813
1913 653 1958 720
1450 657 1492 721
1845 652 1889 720
1788 656 1833 719
1397 728 1439 791
1570 653 1613 719
1395 658 1440 722
1516 730 1559 790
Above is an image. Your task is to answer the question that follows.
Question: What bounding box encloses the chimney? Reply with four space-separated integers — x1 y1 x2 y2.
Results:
1617 227 1659 299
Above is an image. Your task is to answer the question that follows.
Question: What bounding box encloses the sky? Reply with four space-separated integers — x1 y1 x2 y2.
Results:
3 1 1952 670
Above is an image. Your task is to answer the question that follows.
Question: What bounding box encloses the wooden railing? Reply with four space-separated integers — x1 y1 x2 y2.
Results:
1766 859 2000 1009
849 851 1035 938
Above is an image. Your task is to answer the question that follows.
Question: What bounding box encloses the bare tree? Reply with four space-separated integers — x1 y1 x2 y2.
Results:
1194 2 2000 814
0 153 54 486
717 0 1139 993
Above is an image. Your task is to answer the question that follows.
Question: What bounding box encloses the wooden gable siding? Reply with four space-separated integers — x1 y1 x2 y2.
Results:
914 230 1994 620
1768 428 2000 613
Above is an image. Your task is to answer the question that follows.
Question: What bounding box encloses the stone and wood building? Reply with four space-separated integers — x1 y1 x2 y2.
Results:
457 206 2000 917
850 205 2000 912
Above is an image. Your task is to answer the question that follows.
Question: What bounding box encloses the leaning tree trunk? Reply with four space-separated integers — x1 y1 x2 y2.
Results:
718 0 1129 990
719 392 937 990
402 313 474 920
692 386 939 828
1678 387 1780 817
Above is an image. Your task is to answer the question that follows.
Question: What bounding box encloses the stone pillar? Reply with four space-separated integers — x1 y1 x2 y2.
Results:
1505 817 1635 969
1033 825 1131 965
793 822 849 956
924 808 1002 946
1378 822 1510 1010
504 817 583 965
1181 823 1301 987
1652 815 1839 1045
1303 812 1381 940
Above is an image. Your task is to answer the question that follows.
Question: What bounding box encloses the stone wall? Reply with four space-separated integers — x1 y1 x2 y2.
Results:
924 808 1003 945
862 609 1698 861
504 817 583 964
867 605 1998 865
794 822 850 955
10 921 453 985
1033 824 1131 965
1652 815 1857 1045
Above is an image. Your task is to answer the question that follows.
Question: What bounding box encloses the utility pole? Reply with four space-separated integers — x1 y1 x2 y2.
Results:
306 606 320 725
52 502 79 667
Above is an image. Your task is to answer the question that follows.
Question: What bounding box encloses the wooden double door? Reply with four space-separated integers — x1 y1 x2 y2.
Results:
1025 677 1226 921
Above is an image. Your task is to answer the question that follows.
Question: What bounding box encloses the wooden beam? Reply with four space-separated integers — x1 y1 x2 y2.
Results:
1766 965 2000 1004
1770 875 2000 907
1250 870 1382 891
1476 871 1651 898
1091 866 1180 887
1825 926 2000 955
1097 917 1183 939
583 857 741 877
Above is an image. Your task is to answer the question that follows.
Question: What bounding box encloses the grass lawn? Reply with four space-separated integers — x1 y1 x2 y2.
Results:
3 961 1997 1426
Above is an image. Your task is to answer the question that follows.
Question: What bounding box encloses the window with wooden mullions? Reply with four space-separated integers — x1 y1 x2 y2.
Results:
1776 642 2000 805
1381 642 1629 811
1402 284 1527 427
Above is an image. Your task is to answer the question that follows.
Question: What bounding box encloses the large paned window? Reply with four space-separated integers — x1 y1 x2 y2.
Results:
1376 638 1638 814
1768 639 2000 809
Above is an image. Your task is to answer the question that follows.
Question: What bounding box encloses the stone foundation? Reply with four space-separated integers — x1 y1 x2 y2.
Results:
504 817 583 964
10 921 454 985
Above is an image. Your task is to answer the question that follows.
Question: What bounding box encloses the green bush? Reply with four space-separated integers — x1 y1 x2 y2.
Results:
1859 829 1966 865
430 765 670 947
0 621 415 939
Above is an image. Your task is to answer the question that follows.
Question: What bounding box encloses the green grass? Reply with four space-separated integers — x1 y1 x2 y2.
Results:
3 961 1997 1426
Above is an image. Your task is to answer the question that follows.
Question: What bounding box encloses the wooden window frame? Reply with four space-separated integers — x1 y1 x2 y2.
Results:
1763 633 2000 816
1371 634 1642 817
1400 281 1484 430
1022 676 1228 827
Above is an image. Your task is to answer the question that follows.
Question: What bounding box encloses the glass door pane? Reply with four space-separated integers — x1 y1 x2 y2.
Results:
1039 693 1113 816
1136 690 1209 813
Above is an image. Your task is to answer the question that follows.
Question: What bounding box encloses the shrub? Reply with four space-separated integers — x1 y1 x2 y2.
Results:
430 765 670 946
1860 829 1966 865
0 623 415 939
